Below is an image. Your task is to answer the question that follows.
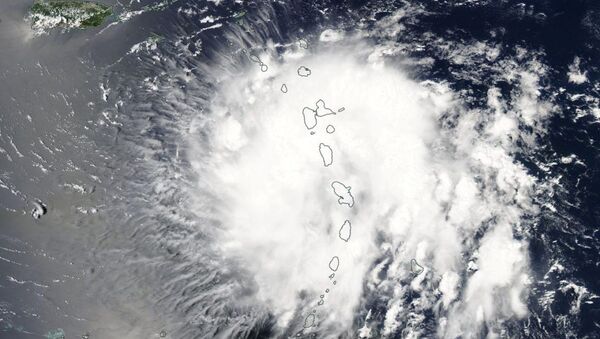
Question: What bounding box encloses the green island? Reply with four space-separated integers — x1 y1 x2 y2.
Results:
29 0 111 31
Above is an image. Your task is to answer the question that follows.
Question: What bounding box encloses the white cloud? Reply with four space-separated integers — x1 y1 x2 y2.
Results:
187 34 550 338
319 29 345 42
567 56 588 84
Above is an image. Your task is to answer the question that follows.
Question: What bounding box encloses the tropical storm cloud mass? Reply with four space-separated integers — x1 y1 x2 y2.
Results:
1 0 600 338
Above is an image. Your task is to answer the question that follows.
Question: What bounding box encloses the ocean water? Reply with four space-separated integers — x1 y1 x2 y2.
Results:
1 0 599 338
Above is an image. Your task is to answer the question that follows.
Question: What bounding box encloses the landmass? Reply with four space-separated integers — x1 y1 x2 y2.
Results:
28 0 112 33
297 66 311 77
45 329 65 339
410 259 424 275
298 39 308 49
319 143 333 167
304 313 315 328
331 181 355 207
232 10 246 20
245 51 268 72
302 107 318 129
339 220 351 242
314 99 335 117
129 33 164 54
302 99 336 130
31 200 47 219
328 256 340 271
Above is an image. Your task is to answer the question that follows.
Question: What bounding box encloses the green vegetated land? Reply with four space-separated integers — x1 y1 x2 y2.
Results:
30 0 111 28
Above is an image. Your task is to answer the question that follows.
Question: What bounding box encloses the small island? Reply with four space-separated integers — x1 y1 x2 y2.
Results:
28 0 111 32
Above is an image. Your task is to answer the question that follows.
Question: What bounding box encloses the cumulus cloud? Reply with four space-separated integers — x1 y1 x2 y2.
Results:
567 56 588 84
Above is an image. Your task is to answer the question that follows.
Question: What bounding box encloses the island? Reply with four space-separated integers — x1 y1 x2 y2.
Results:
338 220 351 242
330 181 355 207
302 99 336 130
318 143 333 167
28 0 111 32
